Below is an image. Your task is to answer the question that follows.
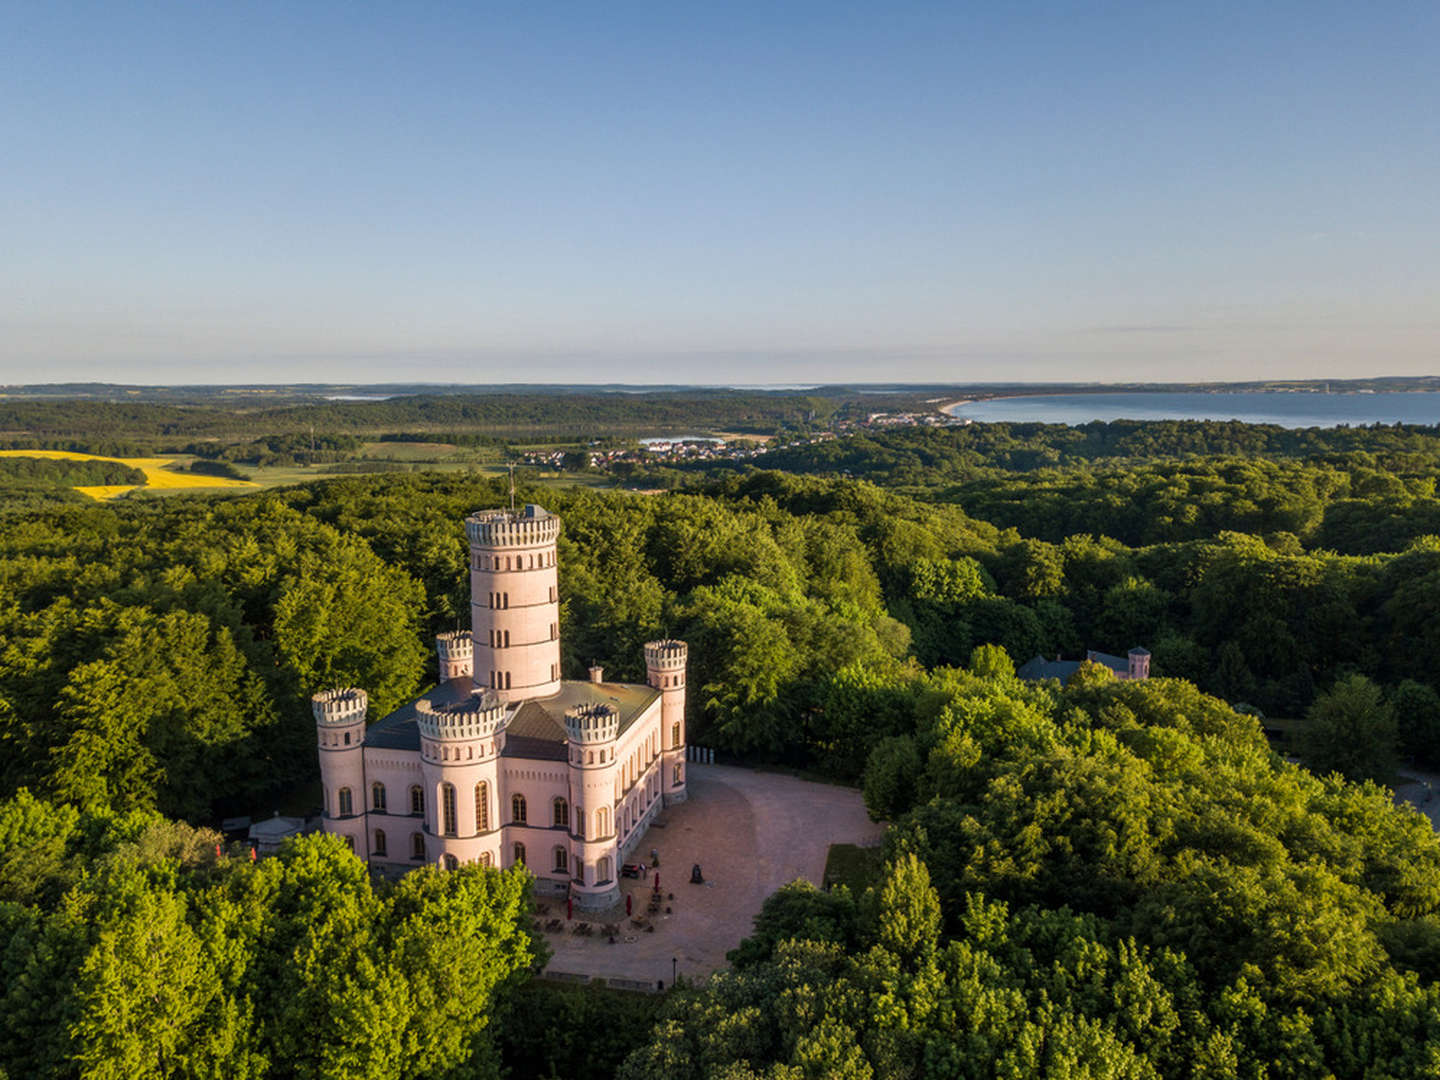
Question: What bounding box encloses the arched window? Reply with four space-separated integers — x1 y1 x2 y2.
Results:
673 764 683 785
371 782 386 812
480 851 493 868
337 787 353 817
553 798 569 828
512 794 527 824
672 722 681 747
374 829 387 856
596 855 612 882
475 782 489 831
443 853 458 870
553 846 568 873
441 783 457 836
410 786 424 815
410 832 425 860
343 731 350 745
574 813 585 840
596 807 609 837
513 842 526 866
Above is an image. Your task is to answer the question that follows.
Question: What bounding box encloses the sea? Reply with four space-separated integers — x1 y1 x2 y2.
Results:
945 391 1440 429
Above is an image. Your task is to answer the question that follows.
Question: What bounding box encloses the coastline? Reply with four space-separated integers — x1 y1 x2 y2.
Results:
937 388 1440 426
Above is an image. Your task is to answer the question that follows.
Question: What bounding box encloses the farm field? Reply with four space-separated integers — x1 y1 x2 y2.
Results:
0 450 257 500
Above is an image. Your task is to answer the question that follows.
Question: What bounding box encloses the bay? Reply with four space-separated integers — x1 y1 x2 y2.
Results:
945 391 1440 429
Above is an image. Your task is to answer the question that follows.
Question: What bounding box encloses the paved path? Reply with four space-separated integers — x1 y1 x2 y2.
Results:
1395 768 1440 831
539 763 884 987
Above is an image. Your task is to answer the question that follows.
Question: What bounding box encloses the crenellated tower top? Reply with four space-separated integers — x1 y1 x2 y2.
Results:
465 505 561 548
415 691 507 742
644 640 688 672
312 687 368 726
564 702 620 744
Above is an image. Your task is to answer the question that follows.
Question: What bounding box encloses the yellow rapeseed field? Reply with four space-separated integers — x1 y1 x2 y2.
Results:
0 450 257 500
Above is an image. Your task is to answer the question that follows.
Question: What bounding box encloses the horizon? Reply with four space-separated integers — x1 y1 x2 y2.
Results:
3 3 1438 383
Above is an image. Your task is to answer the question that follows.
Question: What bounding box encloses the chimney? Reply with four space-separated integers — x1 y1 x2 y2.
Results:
588 665 604 684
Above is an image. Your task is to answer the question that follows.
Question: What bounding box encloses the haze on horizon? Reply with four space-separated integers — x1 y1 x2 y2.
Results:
3 2 1437 386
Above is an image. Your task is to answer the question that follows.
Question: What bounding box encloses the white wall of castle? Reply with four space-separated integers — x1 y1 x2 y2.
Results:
322 692 674 906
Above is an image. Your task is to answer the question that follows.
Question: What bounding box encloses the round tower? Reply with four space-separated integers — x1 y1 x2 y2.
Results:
416 689 507 868
565 702 622 909
313 688 368 856
645 640 689 804
436 630 474 682
466 505 562 703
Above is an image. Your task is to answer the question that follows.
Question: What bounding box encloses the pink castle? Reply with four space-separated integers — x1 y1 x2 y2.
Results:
313 504 687 910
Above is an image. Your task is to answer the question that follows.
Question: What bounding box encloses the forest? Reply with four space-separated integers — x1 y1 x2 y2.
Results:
2 419 1440 1076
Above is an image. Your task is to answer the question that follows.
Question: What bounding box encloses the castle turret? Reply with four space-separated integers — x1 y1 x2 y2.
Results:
436 630 474 681
313 688 368 856
645 640 689 804
467 505 562 703
565 702 621 908
416 690 507 867
1128 647 1151 681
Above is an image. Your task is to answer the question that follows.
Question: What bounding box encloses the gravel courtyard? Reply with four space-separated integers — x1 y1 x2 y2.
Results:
539 763 884 987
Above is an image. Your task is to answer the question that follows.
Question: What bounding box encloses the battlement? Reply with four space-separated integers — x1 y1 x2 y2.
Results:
312 687 368 726
644 639 688 671
415 690 507 741
436 630 473 660
564 702 620 743
465 505 561 548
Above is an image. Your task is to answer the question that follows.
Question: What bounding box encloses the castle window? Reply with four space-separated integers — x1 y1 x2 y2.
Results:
443 853 458 870
504 671 512 690
551 663 558 680
674 764 683 785
410 785 424 815
596 856 612 882
596 807 610 837
441 783 457 836
550 623 556 640
480 851 492 868
513 842 526 866
672 723 681 748
410 832 425 860
374 829 387 856
343 731 351 745
553 847 567 873
371 782 387 812
575 814 584 839
503 592 509 609
475 782 489 831
504 630 510 648
553 798 569 828
549 586 556 602
512 794 527 824
337 787 353 817
587 751 593 764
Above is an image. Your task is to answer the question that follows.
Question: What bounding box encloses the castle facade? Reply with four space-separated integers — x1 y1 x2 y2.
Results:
313 504 687 910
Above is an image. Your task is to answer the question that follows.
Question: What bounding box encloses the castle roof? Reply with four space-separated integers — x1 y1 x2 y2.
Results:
362 677 659 758
1017 647 1149 682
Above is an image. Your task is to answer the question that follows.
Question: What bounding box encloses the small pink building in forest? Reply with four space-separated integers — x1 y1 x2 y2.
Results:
313 504 688 910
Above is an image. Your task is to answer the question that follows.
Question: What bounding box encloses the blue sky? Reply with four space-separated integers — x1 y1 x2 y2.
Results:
2 2 1437 384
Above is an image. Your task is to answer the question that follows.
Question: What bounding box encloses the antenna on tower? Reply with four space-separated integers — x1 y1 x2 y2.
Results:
507 463 516 511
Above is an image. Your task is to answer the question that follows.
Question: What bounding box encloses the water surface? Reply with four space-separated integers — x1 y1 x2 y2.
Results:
946 391 1440 429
